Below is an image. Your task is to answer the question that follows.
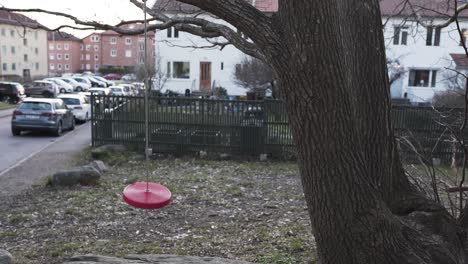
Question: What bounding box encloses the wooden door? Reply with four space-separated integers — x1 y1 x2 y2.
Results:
199 62 211 92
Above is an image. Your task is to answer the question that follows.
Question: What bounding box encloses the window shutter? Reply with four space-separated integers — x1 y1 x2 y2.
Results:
426 27 433 46
393 27 400 45
434 27 441 46
431 70 437 87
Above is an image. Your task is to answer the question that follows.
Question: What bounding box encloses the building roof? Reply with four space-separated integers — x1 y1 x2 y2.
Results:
380 0 468 18
0 10 45 29
153 0 278 13
48 31 81 42
450 53 468 69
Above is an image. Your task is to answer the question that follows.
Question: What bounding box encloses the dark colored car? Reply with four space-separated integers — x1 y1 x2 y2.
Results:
0 82 25 104
103 74 122 80
24 80 58 98
11 98 75 137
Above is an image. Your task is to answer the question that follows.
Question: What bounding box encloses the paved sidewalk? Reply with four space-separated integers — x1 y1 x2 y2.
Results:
0 107 15 118
0 122 91 197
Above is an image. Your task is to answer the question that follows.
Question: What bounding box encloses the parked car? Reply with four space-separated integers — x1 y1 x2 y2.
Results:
88 87 111 96
11 98 75 136
58 94 91 123
89 88 112 108
0 82 26 104
71 77 92 92
85 76 106 87
43 78 73 93
24 80 59 98
92 75 114 87
117 84 136 95
60 77 91 91
103 73 122 80
121 73 136 81
109 86 127 96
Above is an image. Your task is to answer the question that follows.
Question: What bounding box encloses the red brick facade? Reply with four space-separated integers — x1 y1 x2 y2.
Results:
47 25 155 75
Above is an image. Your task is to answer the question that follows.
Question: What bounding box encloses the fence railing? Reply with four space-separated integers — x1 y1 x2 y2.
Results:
90 95 468 162
91 95 294 158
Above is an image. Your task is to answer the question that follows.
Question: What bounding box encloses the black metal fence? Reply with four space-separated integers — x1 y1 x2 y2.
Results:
90 95 468 162
91 95 294 158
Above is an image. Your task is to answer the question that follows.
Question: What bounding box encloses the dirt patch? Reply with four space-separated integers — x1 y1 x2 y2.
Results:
0 158 316 264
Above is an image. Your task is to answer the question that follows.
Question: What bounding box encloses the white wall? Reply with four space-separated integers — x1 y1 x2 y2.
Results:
154 15 248 96
0 24 48 78
383 17 468 103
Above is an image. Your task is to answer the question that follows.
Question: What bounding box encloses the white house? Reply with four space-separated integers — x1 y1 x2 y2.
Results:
381 0 468 103
152 0 277 96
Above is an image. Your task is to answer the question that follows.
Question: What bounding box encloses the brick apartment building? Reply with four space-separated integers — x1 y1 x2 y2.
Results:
80 24 155 73
46 24 155 75
48 31 82 75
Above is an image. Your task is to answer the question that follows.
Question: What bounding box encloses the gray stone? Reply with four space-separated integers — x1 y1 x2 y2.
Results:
63 254 253 264
91 145 127 159
89 160 108 173
0 249 12 264
52 166 101 187
259 154 268 161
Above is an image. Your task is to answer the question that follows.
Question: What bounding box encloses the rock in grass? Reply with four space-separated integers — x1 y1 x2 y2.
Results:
64 254 253 263
0 249 12 264
52 166 101 187
89 160 108 173
91 145 127 160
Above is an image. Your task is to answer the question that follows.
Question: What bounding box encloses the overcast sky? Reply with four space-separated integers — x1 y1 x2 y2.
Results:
0 0 157 38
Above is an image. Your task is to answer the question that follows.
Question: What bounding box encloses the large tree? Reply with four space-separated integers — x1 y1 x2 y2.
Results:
4 0 468 262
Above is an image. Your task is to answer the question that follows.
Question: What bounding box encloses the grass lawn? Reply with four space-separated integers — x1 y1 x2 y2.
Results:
0 102 14 110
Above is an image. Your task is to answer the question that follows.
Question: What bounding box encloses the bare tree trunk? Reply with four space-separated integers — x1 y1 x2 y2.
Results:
262 1 466 263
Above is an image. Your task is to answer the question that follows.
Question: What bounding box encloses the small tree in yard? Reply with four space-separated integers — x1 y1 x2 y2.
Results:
234 56 276 97
6 0 468 262
134 55 167 91
433 71 467 107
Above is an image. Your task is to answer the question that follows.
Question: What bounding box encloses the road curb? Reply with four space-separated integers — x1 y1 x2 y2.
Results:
0 107 15 118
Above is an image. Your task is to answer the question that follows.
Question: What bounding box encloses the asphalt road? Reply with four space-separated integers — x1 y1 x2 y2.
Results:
0 110 91 196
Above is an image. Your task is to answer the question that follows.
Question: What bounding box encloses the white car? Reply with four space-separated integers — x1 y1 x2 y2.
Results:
71 77 92 92
58 94 91 123
44 78 73 93
109 86 127 96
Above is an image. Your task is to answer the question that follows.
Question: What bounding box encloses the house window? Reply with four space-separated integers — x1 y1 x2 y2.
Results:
34 31 38 40
35 48 38 55
80 44 83 51
1 28 4 36
64 44 69 50
426 26 441 46
23 38 27 46
57 43 61 50
91 35 100 42
125 38 132 45
94 54 99 61
57 54 62 60
94 45 99 52
35 63 39 70
50 63 55 70
95 64 99 70
167 27 179 38
80 54 84 60
49 44 54 50
86 45 90 51
24 54 28 62
111 50 117 57
57 63 62 70
12 63 16 71
125 50 132 57
221 62 224 70
2 63 7 71
393 26 409 45
1 46 5 55
408 69 438 87
139 44 144 51
86 64 91 70
171 61 190 79
110 37 117 45
50 53 55 60
86 54 90 61
81 64 84 70
139 57 144 64
64 54 69 60
11 46 15 54
461 29 468 46
139 37 144 42
65 64 70 70
10 30 14 37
